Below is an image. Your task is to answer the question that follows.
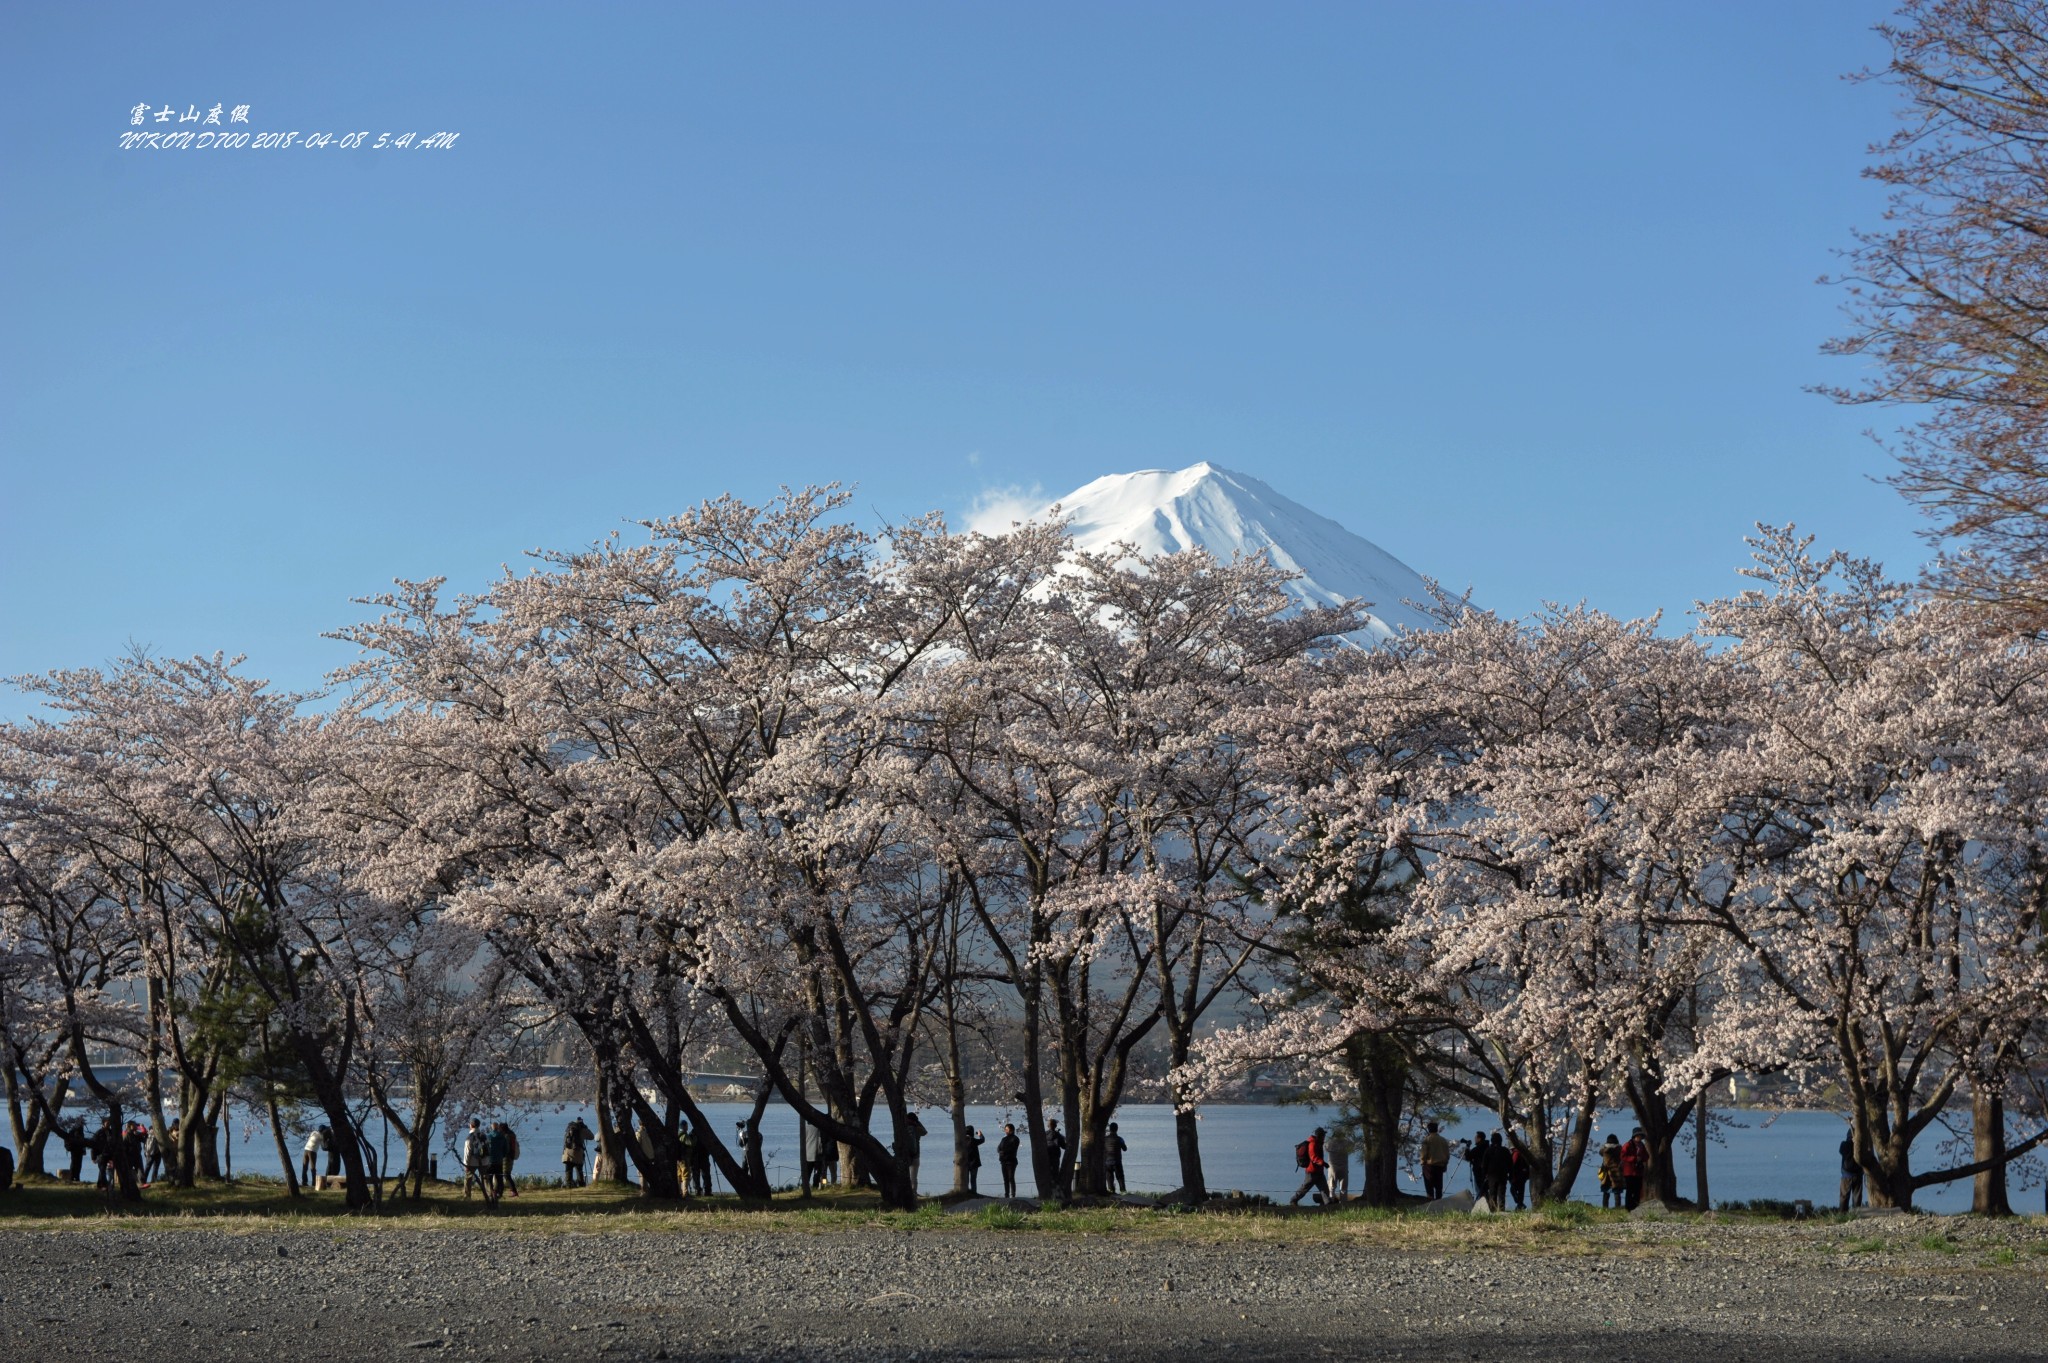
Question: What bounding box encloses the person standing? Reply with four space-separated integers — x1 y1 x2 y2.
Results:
563 1117 593 1188
894 1111 927 1194
89 1122 116 1190
485 1121 511 1199
300 1124 326 1189
0 1139 13 1193
125 1123 147 1188
461 1119 493 1203
1045 1119 1068 1195
676 1120 699 1195
689 1122 713 1196
1104 1122 1128 1194
996 1123 1021 1199
799 1121 823 1194
1461 1137 1486 1196
1484 1132 1511 1211
1506 1140 1528 1210
1419 1121 1450 1201
1619 1128 1648 1211
736 1120 766 1190
1325 1126 1352 1203
500 1122 521 1197
961 1126 986 1194
1596 1134 1623 1209
322 1124 340 1182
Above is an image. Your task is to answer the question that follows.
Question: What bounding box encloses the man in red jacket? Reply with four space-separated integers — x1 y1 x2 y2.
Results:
1619 1128 1648 1210
1289 1126 1330 1207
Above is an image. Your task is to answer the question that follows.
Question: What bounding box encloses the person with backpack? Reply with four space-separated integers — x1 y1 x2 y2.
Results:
485 1121 511 1198
1288 1126 1330 1207
499 1122 521 1197
461 1118 494 1203
1419 1121 1450 1201
1619 1128 1648 1210
1506 1139 1529 1210
1596 1133 1623 1208
996 1123 1021 1199
1104 1122 1128 1194
563 1117 593 1188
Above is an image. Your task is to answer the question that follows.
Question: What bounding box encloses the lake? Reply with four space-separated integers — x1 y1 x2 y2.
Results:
214 1099 2040 1214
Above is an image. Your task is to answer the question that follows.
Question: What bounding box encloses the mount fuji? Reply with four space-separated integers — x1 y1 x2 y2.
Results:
976 462 1446 642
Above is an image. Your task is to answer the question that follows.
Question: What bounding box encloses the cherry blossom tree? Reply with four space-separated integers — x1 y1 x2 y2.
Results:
1825 0 2048 628
1690 528 2048 1209
7 656 389 1206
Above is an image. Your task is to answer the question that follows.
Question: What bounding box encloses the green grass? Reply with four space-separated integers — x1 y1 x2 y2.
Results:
1 1176 2041 1263
1539 1199 1594 1229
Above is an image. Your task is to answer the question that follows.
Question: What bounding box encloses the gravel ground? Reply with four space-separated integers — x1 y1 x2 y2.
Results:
4 1218 2046 1362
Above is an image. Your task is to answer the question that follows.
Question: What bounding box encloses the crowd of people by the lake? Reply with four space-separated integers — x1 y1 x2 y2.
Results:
0 1110 1931 1218
1280 1120 1662 1213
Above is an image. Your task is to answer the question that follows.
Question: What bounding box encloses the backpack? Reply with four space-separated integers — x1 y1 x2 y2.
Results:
1294 1139 1312 1169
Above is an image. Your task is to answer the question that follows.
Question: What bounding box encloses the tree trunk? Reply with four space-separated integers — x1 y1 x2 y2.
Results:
1163 1020 1208 1204
1694 1088 1710 1210
176 1081 216 1186
592 1060 629 1184
264 1087 299 1197
1861 1118 1918 1211
1971 1089 2012 1217
614 1077 685 1200
5 1066 67 1176
144 975 172 1177
195 1086 225 1180
1171 1106 1207 1205
1352 1035 1405 1208
944 1014 970 1196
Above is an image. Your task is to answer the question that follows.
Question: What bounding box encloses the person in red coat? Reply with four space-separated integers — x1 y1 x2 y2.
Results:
1619 1128 1649 1210
1289 1127 1330 1206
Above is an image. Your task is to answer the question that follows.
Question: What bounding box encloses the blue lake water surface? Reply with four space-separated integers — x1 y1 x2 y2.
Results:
213 1100 2042 1215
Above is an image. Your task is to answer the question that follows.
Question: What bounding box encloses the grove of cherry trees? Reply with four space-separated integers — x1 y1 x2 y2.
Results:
4 490 2044 1215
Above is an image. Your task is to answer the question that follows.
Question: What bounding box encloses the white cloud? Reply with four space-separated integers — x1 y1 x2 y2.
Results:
965 449 982 468
964 481 1050 536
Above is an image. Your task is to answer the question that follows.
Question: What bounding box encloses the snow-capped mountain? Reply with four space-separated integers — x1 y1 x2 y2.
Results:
986 462 1445 642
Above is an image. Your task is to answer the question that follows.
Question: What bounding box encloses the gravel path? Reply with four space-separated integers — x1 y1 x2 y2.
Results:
4 1220 2045 1361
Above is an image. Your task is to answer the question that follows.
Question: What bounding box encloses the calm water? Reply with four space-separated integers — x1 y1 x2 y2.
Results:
213 1101 2039 1214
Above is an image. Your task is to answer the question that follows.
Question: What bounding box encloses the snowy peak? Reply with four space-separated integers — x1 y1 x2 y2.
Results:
1011 463 1445 641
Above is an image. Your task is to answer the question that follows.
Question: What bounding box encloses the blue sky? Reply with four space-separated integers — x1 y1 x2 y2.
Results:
2 1 1914 711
